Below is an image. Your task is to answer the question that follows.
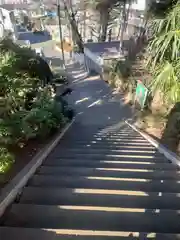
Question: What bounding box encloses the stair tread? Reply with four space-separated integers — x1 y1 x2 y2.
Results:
4 204 180 233
59 141 152 146
52 148 157 154
43 159 176 170
38 166 180 179
61 138 146 141
54 146 156 150
61 139 150 144
20 186 180 209
51 153 162 158
28 175 180 192
1 227 180 239
2 122 180 237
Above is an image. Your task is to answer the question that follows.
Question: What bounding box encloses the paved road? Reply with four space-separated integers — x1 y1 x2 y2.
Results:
17 29 71 71
84 39 130 59
18 30 51 44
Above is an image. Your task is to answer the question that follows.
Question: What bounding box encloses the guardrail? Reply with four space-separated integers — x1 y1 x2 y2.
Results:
73 47 104 76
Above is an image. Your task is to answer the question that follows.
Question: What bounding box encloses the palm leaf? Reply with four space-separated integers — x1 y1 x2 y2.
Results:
146 3 180 67
150 61 180 103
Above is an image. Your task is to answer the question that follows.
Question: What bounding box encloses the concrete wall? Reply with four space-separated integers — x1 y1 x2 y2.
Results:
131 0 147 10
73 47 104 76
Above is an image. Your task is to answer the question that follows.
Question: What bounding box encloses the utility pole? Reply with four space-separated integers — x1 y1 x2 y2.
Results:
119 0 126 54
83 1 86 42
68 0 74 53
57 0 65 68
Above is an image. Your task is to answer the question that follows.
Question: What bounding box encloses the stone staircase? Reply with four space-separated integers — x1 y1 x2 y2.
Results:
1 123 180 239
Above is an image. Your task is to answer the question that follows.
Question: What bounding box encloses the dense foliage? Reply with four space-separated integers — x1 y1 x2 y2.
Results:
0 147 14 173
146 2 180 103
0 38 68 173
148 0 178 18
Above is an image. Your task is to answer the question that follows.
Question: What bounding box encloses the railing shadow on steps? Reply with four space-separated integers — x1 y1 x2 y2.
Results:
1 120 180 239
50 74 180 238
1 73 180 239
31 120 180 240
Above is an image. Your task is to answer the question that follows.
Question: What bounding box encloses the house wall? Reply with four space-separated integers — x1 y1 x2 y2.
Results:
0 7 17 39
131 0 151 11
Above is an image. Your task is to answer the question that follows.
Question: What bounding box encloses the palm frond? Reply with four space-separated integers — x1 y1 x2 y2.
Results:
146 3 180 67
150 61 180 103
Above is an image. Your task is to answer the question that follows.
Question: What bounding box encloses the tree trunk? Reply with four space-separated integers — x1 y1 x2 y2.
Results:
99 8 110 42
117 2 123 40
125 2 131 33
97 22 102 42
108 29 112 42
63 0 84 53
83 2 86 41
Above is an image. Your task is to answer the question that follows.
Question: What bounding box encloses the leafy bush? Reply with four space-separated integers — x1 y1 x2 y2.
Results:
0 38 70 173
146 3 180 104
111 59 131 80
0 119 12 145
107 59 133 91
0 38 53 82
0 147 14 173
1 86 67 145
24 86 66 139
53 72 68 84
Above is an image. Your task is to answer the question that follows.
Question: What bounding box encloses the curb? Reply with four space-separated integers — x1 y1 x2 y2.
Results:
125 120 180 167
0 119 75 217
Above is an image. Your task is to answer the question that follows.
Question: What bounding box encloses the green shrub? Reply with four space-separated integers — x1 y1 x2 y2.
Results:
146 3 180 104
108 59 133 91
0 119 12 145
0 38 70 173
0 38 53 82
24 87 66 139
1 86 67 144
53 72 68 84
0 147 14 173
112 59 131 79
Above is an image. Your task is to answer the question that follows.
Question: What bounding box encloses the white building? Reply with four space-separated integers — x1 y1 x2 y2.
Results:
0 0 30 4
131 0 148 11
0 7 17 39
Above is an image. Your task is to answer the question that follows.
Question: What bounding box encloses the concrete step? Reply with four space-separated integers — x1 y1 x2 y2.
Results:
62 136 145 141
51 148 157 155
55 145 155 150
95 136 143 139
62 129 137 136
1 227 180 240
63 130 140 136
62 129 134 137
49 152 164 160
28 175 180 193
21 187 180 210
61 138 148 143
95 132 141 136
59 141 153 147
61 133 148 140
44 159 175 170
4 204 180 233
38 166 180 180
64 133 142 138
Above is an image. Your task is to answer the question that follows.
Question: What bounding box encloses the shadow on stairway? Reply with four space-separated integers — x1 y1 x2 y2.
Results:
1 64 180 239
15 122 178 239
1 120 180 239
